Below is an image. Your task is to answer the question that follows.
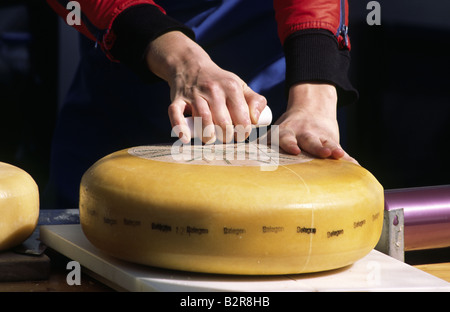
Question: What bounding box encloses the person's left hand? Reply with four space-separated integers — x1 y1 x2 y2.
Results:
273 83 358 164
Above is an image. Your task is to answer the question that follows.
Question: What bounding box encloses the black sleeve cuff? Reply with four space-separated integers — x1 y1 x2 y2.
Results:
283 29 358 106
109 4 196 82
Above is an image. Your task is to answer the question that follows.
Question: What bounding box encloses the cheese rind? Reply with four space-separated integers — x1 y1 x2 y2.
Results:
0 162 39 251
80 144 384 275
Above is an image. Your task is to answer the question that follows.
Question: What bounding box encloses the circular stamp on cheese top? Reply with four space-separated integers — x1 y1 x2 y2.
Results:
128 143 314 167
0 162 39 251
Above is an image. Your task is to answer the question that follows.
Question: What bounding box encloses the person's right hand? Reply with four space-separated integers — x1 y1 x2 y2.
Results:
145 31 267 144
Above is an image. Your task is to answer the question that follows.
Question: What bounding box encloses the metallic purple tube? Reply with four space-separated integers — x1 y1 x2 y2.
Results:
384 185 450 251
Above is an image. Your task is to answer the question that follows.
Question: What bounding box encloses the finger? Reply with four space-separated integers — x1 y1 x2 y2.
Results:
320 138 346 159
224 86 253 142
227 92 251 129
207 95 234 143
228 91 252 143
243 85 267 124
168 99 191 143
191 95 216 144
278 127 301 155
296 132 333 159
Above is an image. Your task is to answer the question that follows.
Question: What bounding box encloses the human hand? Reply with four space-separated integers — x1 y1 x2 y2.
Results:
274 83 358 164
145 31 267 143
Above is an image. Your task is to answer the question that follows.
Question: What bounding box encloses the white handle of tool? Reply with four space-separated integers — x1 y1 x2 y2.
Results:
185 106 272 138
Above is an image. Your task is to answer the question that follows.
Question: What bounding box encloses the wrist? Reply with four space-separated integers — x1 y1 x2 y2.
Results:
287 83 337 118
145 31 210 83
109 4 195 82
283 29 358 106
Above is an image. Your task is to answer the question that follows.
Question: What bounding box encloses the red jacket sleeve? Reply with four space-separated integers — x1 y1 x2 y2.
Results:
46 0 172 57
47 0 194 80
274 0 349 48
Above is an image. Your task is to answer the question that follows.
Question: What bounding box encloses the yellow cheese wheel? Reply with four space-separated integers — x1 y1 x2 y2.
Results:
79 143 384 275
0 162 39 251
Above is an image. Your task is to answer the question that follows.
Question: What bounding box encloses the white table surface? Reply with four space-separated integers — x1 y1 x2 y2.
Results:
40 224 450 292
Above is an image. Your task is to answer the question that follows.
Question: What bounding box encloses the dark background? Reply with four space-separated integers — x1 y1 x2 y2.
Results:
0 1 57 196
346 0 450 189
1 0 449 208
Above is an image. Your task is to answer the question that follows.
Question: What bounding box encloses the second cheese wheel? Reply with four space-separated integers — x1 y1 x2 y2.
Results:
80 144 384 275
0 162 39 251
